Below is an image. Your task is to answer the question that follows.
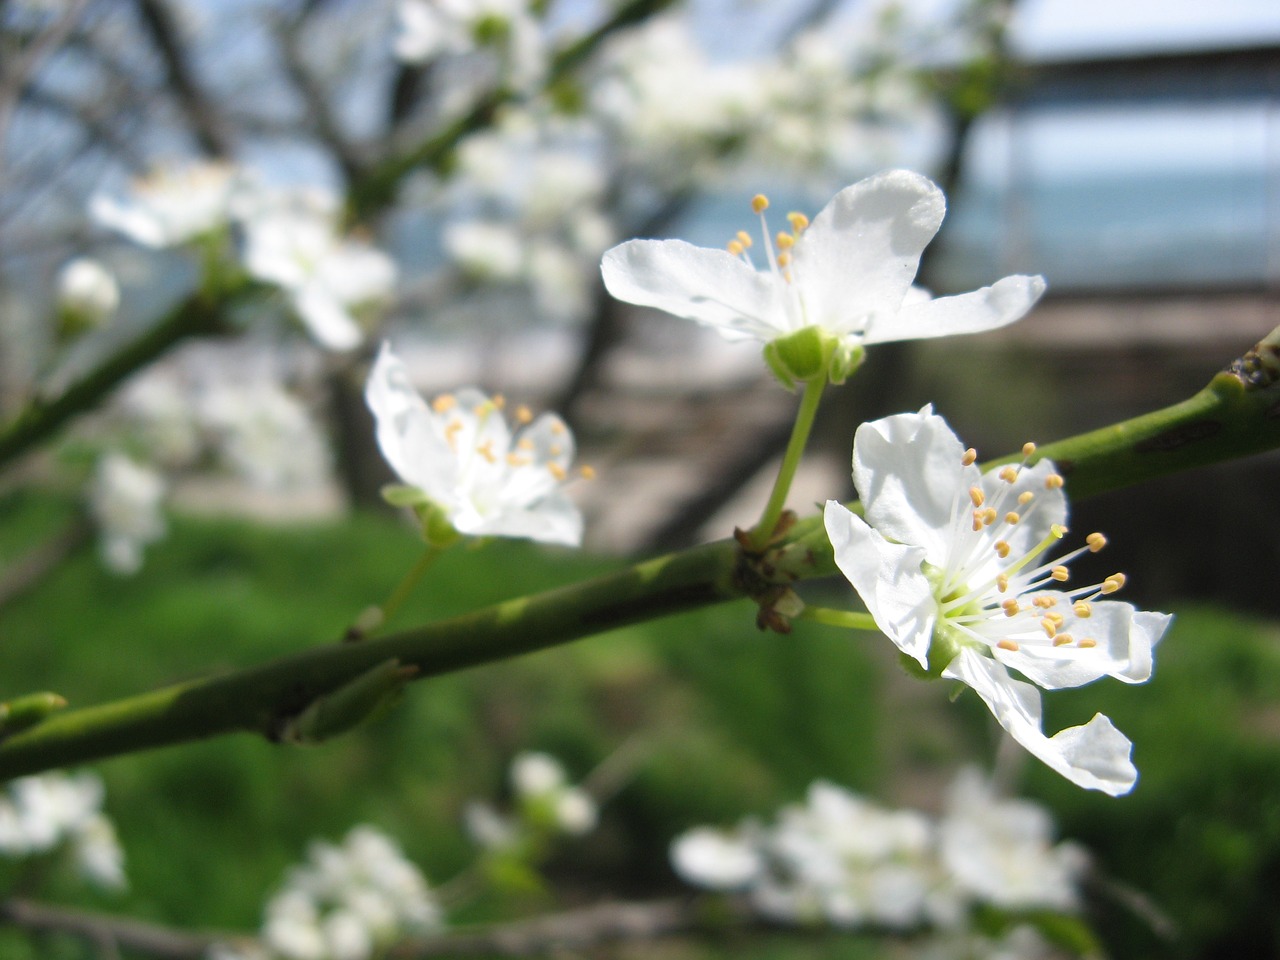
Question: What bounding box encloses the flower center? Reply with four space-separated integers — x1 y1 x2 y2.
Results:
934 443 1129 655
724 193 813 329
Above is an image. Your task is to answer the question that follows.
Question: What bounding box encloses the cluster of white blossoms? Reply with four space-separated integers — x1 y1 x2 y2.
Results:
393 0 547 92
217 826 441 960
365 342 587 547
824 407 1171 795
671 769 1086 934
602 170 1045 385
465 751 599 851
89 164 396 351
438 113 615 324
0 772 126 891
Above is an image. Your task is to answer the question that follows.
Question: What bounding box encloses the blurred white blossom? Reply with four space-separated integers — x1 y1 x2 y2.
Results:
241 188 396 351
671 770 1089 936
0 772 126 890
939 769 1088 910
394 0 547 90
366 341 586 546
88 452 167 575
259 825 441 960
90 161 239 248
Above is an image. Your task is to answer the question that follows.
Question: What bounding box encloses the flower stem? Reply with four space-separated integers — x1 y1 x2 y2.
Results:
750 375 827 549
799 606 879 632
379 545 444 629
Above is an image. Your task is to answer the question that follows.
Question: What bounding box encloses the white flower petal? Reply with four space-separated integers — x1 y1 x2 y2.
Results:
365 343 451 494
294 286 363 351
868 274 1045 344
670 827 763 890
824 501 934 668
996 600 1168 691
943 649 1137 796
853 405 974 561
793 170 944 335
601 239 784 340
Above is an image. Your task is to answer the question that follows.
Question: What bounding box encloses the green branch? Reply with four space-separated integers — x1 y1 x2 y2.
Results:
0 283 246 473
1 335 1278 778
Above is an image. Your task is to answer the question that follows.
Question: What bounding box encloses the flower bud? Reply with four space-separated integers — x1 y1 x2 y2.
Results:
56 258 119 336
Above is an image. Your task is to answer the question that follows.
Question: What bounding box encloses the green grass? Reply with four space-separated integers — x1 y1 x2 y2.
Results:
1 498 1279 958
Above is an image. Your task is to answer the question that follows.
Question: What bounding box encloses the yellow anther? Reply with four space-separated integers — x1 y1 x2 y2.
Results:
1002 599 1020 617
492 394 505 409
998 466 1019 484
1022 442 1037 457
1033 596 1058 609
776 232 795 250
969 486 985 508
1053 635 1073 647
1102 573 1126 594
549 444 562 457
506 453 529 467
1078 638 1098 649
1041 618 1058 639
1005 511 1021 525
1086 532 1107 552
548 462 567 481
995 540 1011 558
1051 524 1067 538
551 422 565 435
982 508 998 526
997 639 1020 652
432 394 457 413
476 441 496 464
1045 474 1065 490
580 465 597 480
1073 601 1092 618
1018 491 1034 505
752 194 769 214
996 574 1009 592
736 230 753 247
1045 612 1065 626
727 240 744 256
777 251 792 268
1051 566 1069 582
516 405 533 424
444 420 463 448
972 512 984 532
787 212 809 232
517 438 534 451
962 448 978 466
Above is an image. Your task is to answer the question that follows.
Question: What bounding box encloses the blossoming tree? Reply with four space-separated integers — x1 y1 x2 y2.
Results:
0 1 1278 958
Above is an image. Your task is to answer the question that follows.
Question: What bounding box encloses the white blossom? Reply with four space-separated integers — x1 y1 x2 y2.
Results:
241 191 396 351
601 171 1044 368
939 768 1087 911
88 452 167 575
0 772 127 891
262 825 441 960
670 826 764 890
510 751 598 836
90 161 238 248
365 342 585 546
824 407 1171 795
